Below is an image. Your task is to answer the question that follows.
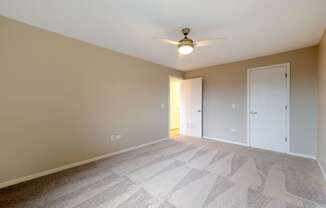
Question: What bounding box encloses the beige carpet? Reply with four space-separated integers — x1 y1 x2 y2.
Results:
1 136 325 208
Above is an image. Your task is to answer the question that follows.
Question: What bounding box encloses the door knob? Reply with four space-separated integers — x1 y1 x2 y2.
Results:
197 110 202 112
250 111 258 115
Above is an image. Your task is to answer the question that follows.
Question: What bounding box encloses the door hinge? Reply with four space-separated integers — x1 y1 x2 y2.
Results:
285 137 288 142
285 73 288 78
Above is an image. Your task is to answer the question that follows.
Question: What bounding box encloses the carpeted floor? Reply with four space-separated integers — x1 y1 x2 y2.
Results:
1 136 326 208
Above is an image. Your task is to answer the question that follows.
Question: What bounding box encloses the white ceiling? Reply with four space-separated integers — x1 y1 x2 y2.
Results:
1 0 326 71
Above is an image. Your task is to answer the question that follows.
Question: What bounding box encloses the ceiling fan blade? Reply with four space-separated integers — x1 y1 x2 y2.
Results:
153 37 179 45
195 37 225 47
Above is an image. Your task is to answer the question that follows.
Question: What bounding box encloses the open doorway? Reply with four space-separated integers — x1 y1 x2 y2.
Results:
169 77 203 139
169 77 181 138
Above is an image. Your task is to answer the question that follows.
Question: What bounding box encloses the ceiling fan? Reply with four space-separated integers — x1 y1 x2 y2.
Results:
155 28 224 55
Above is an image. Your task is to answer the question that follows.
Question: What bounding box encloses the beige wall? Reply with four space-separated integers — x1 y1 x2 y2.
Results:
0 16 182 183
318 30 326 173
185 46 318 157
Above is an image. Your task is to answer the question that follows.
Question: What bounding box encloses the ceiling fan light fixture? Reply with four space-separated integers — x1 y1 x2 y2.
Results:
178 45 193 55
178 35 194 55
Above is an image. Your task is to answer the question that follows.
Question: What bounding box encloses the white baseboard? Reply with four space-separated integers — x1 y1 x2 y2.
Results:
0 137 169 189
317 159 326 181
203 136 249 147
288 151 316 160
203 136 317 160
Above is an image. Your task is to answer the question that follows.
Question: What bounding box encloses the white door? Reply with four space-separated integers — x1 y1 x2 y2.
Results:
248 64 290 153
180 78 203 138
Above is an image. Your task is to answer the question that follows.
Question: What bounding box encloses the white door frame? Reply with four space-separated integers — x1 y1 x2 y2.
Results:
246 63 290 153
168 76 183 136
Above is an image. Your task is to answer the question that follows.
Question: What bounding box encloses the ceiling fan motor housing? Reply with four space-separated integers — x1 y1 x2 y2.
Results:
178 38 194 48
179 28 194 48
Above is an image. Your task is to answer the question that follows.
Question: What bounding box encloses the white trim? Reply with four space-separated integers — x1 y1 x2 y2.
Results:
203 136 317 161
246 69 251 146
0 137 169 189
286 64 291 154
203 136 249 147
247 63 291 153
288 151 316 160
317 159 326 181
247 63 291 71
